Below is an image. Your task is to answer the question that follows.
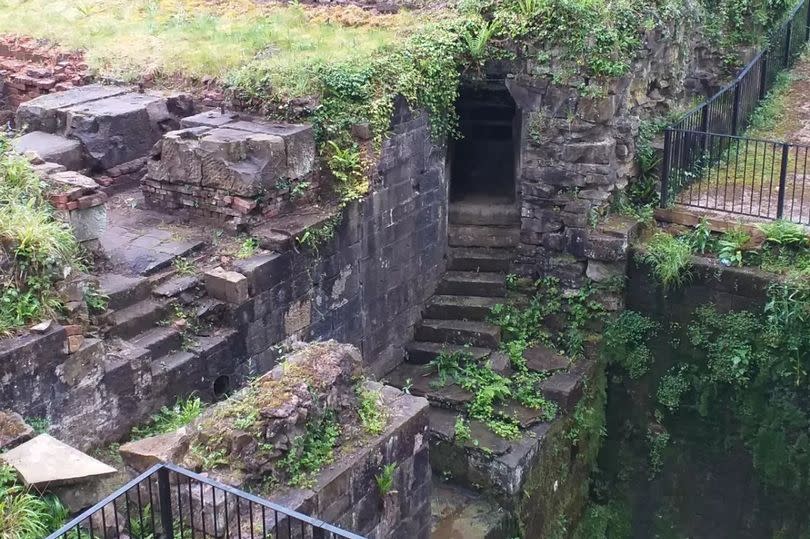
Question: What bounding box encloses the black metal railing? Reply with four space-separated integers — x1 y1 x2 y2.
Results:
46 464 364 539
661 0 810 222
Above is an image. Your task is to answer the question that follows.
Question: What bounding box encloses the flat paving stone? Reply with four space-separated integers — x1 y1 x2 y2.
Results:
1 434 117 488
13 131 83 170
102 226 204 276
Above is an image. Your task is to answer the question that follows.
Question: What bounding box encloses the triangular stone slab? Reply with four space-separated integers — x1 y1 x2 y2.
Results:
1 434 117 488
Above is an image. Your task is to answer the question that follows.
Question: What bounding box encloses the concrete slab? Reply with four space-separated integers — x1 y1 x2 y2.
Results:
1 434 117 488
13 131 83 170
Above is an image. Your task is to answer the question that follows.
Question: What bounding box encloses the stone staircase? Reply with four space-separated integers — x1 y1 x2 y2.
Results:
97 271 230 373
403 200 519 366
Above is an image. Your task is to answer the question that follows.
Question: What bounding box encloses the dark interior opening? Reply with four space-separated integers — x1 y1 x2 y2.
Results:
213 374 231 399
450 81 518 202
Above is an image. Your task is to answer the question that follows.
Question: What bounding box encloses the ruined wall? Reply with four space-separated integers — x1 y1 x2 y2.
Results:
507 20 729 285
0 100 447 448
0 35 89 122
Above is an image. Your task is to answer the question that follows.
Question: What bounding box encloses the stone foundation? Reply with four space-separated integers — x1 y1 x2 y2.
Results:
141 111 317 226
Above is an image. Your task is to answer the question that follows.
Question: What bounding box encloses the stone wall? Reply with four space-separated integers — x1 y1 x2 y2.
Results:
224 101 448 378
599 254 779 537
506 18 729 286
0 100 446 448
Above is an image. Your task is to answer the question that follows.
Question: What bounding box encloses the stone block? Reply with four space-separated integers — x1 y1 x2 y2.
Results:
203 267 249 304
1 434 117 488
12 131 83 170
586 260 626 282
0 411 33 451
56 203 107 243
15 84 129 133
539 372 583 412
63 91 181 170
583 231 628 262
119 429 191 473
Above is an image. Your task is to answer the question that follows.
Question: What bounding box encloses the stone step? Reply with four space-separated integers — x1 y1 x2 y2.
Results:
449 202 520 226
414 319 500 348
448 225 519 249
448 247 512 273
98 273 151 311
152 275 201 299
151 350 196 377
130 326 182 360
424 295 502 321
106 299 168 340
437 271 506 298
431 480 517 539
405 342 491 365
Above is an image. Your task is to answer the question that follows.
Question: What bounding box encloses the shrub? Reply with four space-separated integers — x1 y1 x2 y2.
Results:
757 220 809 248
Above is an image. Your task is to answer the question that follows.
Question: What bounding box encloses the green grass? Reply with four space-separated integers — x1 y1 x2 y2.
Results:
0 464 70 538
638 233 693 288
0 139 82 335
0 0 413 84
130 394 203 439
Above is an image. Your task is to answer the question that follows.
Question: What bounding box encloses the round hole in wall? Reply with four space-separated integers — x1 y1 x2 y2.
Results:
213 375 231 399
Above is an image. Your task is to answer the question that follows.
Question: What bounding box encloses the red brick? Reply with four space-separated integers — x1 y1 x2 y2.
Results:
77 193 107 209
48 192 69 205
231 196 257 215
63 324 83 336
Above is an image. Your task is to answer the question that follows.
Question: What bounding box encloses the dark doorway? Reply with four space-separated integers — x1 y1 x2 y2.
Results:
450 82 518 202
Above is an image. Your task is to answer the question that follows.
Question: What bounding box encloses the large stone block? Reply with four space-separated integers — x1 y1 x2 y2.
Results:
204 267 249 304
63 92 180 170
15 84 129 133
13 131 83 170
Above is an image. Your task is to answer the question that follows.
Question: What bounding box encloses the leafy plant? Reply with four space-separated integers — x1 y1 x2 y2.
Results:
280 412 340 487
357 385 388 435
131 395 203 439
639 233 692 288
236 237 259 259
25 417 49 435
684 218 715 254
325 141 368 205
375 463 397 496
461 18 500 64
83 284 108 314
172 257 196 276
454 415 471 441
604 311 658 379
757 220 808 248
0 464 69 538
716 228 751 267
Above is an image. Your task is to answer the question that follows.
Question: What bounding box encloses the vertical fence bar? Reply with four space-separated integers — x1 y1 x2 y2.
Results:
804 0 810 41
660 128 672 207
158 468 175 539
759 54 768 100
731 82 741 135
785 20 793 67
778 143 790 218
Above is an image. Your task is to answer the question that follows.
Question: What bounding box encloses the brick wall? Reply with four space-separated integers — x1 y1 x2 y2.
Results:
0 35 89 119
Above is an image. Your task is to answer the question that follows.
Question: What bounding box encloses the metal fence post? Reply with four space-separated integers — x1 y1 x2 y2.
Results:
731 82 741 135
660 128 672 207
759 54 768 100
157 467 175 539
777 143 790 219
785 20 793 67
806 0 810 41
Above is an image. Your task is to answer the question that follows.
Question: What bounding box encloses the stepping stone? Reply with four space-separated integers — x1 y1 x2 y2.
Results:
414 319 501 348
13 131 83 170
1 434 117 488
449 201 520 226
98 273 151 311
